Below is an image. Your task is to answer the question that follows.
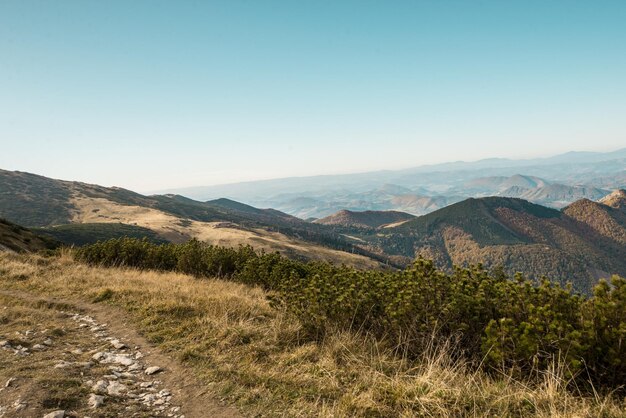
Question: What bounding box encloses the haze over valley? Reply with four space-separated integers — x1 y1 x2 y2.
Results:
161 147 626 219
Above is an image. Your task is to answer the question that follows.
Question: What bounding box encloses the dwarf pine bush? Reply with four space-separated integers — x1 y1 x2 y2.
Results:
75 237 626 392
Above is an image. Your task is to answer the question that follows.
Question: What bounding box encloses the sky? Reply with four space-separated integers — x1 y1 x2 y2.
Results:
1 1 625 192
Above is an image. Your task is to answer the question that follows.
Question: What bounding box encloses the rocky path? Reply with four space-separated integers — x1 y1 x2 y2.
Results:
0 290 240 418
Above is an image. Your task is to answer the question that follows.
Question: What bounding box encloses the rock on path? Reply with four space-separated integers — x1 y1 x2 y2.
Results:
42 411 65 418
68 313 186 417
0 312 185 417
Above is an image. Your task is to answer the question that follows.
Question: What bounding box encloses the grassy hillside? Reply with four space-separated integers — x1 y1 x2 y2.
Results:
0 169 305 230
0 218 58 252
0 169 383 268
0 170 75 226
1 252 624 417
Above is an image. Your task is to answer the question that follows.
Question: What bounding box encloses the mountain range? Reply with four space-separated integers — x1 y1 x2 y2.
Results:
159 148 626 219
1 168 625 293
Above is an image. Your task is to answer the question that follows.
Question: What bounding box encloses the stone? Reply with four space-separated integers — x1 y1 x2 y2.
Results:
15 346 29 356
113 355 135 366
128 363 142 372
93 352 135 366
43 338 53 346
106 381 127 396
54 361 72 369
88 394 105 408
110 339 126 349
91 380 108 395
76 361 93 368
5 377 16 387
32 344 46 350
145 366 162 375
141 393 157 404
0 340 9 347
42 410 65 418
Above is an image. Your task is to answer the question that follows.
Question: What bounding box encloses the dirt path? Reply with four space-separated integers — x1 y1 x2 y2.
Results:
0 289 241 418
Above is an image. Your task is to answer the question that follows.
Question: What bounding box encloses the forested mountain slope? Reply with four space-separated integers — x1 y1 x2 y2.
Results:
341 196 626 293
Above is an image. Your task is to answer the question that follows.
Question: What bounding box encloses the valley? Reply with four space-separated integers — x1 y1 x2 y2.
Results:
164 149 626 219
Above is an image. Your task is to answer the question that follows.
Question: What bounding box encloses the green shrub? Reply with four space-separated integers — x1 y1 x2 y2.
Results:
74 238 626 392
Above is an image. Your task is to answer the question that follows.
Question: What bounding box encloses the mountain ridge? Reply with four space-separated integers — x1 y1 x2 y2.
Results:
315 209 415 229
2 168 625 292
0 169 383 268
155 148 626 202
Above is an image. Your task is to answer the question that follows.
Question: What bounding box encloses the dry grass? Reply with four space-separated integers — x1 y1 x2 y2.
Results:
0 294 83 412
70 196 379 268
0 291 190 417
0 294 133 417
1 252 624 417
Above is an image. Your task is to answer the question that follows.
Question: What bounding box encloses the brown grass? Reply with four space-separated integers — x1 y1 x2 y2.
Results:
70 196 379 268
1 252 624 417
0 294 106 416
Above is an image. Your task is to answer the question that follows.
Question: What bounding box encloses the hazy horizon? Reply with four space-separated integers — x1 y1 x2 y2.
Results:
2 1 625 192
1 146 624 194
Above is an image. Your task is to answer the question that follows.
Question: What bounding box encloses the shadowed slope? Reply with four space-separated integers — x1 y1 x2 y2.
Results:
315 209 415 229
0 218 58 252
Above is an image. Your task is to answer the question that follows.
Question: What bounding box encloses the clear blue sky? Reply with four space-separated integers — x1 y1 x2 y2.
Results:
1 1 625 192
